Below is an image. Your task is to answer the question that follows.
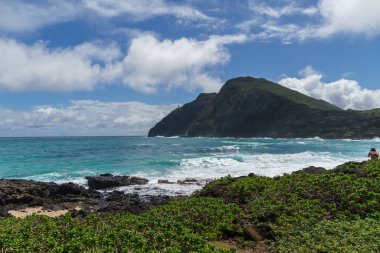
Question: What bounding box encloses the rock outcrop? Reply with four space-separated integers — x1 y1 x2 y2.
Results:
85 174 149 190
0 177 168 218
149 76 380 139
293 166 327 175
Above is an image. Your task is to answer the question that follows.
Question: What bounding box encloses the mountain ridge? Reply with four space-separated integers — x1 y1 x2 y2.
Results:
149 77 380 139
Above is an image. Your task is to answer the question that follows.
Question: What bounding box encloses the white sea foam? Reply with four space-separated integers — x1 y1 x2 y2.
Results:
99 151 365 196
341 137 380 142
131 151 360 193
23 170 95 186
110 183 202 196
215 145 240 151
155 136 180 138
19 150 365 196
221 141 266 147
171 151 360 179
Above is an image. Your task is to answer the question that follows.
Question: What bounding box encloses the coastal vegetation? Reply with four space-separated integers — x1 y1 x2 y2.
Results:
1 160 380 252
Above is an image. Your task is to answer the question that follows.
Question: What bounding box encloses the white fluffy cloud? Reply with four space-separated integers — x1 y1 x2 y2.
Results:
0 0 79 33
0 38 123 91
279 66 380 110
245 0 380 42
122 34 247 93
2 0 380 42
83 0 212 22
250 2 318 19
0 100 178 136
316 0 380 37
0 34 246 93
0 0 215 34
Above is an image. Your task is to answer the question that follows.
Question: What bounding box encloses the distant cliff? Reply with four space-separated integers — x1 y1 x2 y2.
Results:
149 77 380 139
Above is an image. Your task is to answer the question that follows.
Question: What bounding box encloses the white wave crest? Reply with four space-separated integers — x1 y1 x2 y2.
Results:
173 151 358 179
215 145 240 151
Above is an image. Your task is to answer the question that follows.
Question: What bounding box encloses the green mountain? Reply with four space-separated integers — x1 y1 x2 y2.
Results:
149 77 380 139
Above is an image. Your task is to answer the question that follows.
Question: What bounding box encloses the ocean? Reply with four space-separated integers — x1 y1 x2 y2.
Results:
0 136 378 196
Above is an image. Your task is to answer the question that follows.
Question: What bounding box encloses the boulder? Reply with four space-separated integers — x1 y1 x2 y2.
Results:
100 173 113 177
105 191 126 202
177 178 198 185
0 178 168 218
158 179 175 184
55 182 86 195
143 195 172 206
130 177 149 185
85 174 149 190
294 166 327 175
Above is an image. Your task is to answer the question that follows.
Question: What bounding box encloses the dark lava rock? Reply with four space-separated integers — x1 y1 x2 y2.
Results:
143 195 172 206
55 182 86 195
106 190 126 202
85 174 149 190
124 193 141 205
293 166 327 175
0 178 170 218
158 179 175 184
177 178 199 185
0 179 97 206
100 173 113 177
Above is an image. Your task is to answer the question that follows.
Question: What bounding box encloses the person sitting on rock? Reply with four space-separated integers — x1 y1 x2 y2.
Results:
368 148 379 160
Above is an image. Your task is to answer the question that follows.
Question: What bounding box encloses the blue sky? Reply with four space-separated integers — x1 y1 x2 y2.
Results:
0 0 380 136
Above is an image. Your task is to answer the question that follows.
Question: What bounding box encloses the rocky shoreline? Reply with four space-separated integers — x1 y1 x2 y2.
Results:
0 173 212 218
1 162 367 218
0 174 174 218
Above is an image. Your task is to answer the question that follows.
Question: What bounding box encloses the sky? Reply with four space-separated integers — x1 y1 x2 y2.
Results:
0 0 380 136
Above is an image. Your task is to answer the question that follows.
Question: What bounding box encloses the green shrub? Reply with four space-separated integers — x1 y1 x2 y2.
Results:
275 218 380 253
199 160 380 252
0 198 241 253
2 160 380 252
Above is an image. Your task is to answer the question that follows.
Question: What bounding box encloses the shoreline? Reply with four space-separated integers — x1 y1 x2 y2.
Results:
0 160 367 218
0 173 215 218
0 176 173 218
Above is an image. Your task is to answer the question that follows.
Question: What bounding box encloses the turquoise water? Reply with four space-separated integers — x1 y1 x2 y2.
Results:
0 136 378 195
